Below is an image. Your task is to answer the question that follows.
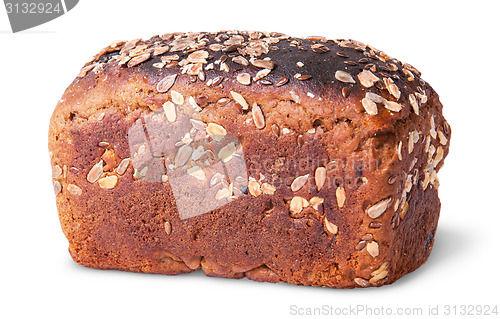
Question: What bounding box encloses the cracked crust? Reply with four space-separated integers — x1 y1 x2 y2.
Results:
49 31 450 288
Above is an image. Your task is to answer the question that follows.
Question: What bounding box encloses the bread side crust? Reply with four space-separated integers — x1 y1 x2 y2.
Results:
49 31 451 288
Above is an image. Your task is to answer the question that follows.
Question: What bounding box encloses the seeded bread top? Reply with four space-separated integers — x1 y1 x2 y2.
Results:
75 30 439 128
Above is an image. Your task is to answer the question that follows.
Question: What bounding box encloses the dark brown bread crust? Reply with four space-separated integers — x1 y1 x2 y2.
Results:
49 31 450 288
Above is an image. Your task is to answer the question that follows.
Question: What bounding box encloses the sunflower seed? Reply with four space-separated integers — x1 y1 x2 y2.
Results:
309 196 324 210
187 50 209 63
408 131 419 154
383 77 401 99
77 63 97 78
335 70 356 83
369 222 382 228
215 187 232 200
399 201 409 219
87 160 104 183
342 87 350 98
67 184 82 195
356 241 367 250
153 46 169 56
232 56 249 66
360 234 373 242
156 74 177 93
324 217 338 235
190 119 207 131
409 93 419 115
230 91 249 110
251 59 276 69
254 69 271 81
430 116 437 139
218 142 237 163
291 174 309 192
433 146 444 168
357 70 380 88
362 98 378 115
252 103 266 129
164 221 172 234
128 53 150 67
163 101 176 122
290 196 307 215
354 278 370 287
388 175 397 184
174 145 193 167
296 74 312 80
219 62 229 72
53 181 61 195
116 157 130 175
336 51 349 58
370 262 388 277
397 141 403 160
383 100 402 112
336 187 346 208
416 92 428 104
209 172 223 187
209 43 223 51
366 92 385 103
248 180 262 197
276 76 289 86
211 75 223 86
315 167 326 191
311 43 330 53
438 131 448 145
261 182 276 195
217 98 230 106
369 270 388 284
52 165 62 179
271 124 280 137
136 166 148 178
98 175 118 189
366 241 379 257
235 73 251 85
187 166 206 181
170 90 184 105
206 123 227 141
366 198 391 218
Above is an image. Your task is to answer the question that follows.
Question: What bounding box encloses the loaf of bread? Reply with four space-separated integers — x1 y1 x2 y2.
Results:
49 31 451 288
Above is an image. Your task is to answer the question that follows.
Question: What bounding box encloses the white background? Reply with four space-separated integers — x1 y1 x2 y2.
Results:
1 1 498 318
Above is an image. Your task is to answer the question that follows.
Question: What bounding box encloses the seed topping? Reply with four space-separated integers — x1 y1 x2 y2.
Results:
156 74 177 93
357 70 380 88
230 91 249 110
237 73 251 85
206 123 227 141
87 160 104 183
324 217 338 235
336 187 346 208
335 70 356 83
315 167 326 191
366 241 379 257
291 174 309 192
362 98 378 115
251 103 266 129
67 184 82 196
98 175 118 189
163 101 176 122
366 198 391 218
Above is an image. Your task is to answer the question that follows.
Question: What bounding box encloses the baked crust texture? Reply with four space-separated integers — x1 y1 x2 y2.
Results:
49 31 451 288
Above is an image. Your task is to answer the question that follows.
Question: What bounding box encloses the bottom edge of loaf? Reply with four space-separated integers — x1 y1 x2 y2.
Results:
67 235 436 289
